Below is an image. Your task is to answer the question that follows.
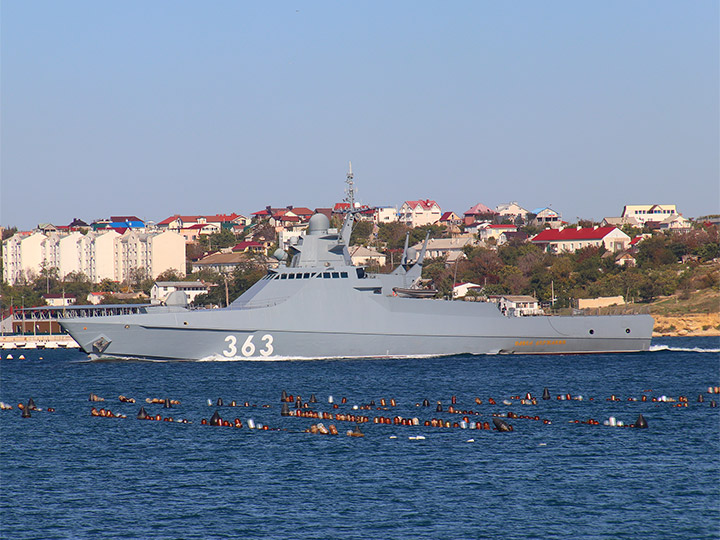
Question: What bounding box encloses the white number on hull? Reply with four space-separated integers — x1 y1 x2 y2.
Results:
259 334 273 357
223 334 274 357
241 335 255 356
223 335 237 357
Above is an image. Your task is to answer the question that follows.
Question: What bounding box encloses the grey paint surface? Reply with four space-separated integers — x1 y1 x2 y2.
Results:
61 213 654 360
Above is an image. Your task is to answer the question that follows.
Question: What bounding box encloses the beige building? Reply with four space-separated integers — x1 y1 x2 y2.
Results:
349 246 387 267
621 204 678 225
399 200 442 228
2 229 185 285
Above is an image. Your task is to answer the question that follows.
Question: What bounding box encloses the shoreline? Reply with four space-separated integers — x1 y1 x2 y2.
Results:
651 313 720 337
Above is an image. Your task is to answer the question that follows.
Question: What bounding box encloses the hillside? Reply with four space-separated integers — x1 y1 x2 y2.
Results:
644 289 720 336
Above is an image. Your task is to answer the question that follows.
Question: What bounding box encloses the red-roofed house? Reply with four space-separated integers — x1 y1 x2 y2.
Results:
399 200 442 227
530 226 630 254
231 241 266 254
439 211 462 228
180 223 220 242
463 203 497 226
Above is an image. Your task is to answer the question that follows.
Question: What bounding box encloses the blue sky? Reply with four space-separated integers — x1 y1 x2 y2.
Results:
2 1 718 230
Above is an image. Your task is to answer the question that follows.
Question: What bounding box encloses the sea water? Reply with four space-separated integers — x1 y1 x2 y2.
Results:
0 336 718 539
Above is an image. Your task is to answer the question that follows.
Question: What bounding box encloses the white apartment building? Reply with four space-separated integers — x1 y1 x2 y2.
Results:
621 204 678 225
3 229 185 285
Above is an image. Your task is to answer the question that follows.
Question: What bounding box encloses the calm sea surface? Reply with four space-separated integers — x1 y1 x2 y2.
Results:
1 336 718 540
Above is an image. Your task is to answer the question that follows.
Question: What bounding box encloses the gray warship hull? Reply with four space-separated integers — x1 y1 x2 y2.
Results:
60 177 653 360
61 283 653 361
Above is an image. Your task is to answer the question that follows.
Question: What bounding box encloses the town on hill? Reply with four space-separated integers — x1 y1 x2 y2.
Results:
1 201 718 335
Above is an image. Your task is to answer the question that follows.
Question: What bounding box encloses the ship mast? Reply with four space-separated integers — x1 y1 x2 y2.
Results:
344 161 355 210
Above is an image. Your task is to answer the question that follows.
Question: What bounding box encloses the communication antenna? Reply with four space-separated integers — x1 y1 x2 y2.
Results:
344 161 355 211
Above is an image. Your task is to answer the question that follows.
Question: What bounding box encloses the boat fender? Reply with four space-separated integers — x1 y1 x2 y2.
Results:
216 398 224 407
436 402 443 412
309 394 317 403
422 398 430 407
295 397 302 409
698 394 704 403
710 400 717 408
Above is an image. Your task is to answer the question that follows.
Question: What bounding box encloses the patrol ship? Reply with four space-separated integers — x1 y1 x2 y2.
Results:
61 173 654 361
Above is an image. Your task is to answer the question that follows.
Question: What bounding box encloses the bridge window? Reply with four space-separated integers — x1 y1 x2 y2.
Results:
323 272 331 279
340 272 348 278
332 272 340 278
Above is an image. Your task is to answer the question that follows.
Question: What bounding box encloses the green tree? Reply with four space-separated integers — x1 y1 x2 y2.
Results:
377 222 411 250
350 221 373 246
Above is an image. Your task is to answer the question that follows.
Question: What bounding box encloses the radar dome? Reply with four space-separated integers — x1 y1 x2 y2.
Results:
307 213 330 235
273 249 288 261
407 247 417 261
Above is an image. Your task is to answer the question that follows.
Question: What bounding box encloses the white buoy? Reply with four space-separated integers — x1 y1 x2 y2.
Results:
207 399 212 406
18 355 25 360
352 405 358 410
608 416 617 427
503 400 512 405
617 421 624 427
6 354 13 360
247 419 255 429
389 435 397 439
328 395 334 404
466 439 475 443
412 417 420 426
460 421 467 429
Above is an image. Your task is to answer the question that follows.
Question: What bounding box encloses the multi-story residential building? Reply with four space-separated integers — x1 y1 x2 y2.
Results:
495 202 529 222
531 207 563 228
621 204 678 225
399 200 442 227
373 206 398 224
2 229 185 285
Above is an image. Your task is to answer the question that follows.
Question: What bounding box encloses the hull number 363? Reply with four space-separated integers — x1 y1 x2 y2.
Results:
223 334 274 357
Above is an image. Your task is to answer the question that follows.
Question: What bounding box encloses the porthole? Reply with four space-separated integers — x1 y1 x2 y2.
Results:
589 329 595 335
626 328 631 334
124 325 129 329
183 322 188 326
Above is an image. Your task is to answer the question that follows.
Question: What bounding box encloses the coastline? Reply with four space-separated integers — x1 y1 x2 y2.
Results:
652 313 720 337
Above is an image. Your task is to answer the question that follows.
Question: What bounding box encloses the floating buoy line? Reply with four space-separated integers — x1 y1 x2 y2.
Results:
2 386 718 438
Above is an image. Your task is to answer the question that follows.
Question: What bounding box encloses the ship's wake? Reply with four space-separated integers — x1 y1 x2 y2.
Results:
649 345 720 354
